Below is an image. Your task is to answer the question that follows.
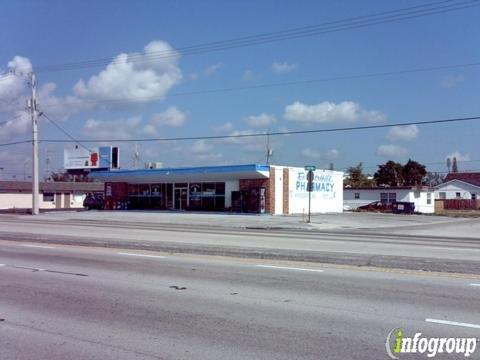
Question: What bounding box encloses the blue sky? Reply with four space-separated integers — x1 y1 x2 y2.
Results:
1 0 479 179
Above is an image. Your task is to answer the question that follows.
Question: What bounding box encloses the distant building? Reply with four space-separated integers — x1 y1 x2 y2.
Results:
0 181 104 210
435 172 480 200
343 186 435 214
90 164 344 214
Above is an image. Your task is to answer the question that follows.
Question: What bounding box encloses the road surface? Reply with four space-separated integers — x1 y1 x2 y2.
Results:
1 241 479 359
1 215 480 273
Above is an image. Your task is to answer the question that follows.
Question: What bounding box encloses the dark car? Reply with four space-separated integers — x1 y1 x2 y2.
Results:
392 201 415 214
357 201 393 212
83 193 105 210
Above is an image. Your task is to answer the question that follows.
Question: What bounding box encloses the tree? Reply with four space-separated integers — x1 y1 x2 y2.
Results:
452 157 458 173
47 170 92 182
425 172 445 187
344 162 375 187
446 157 451 173
374 161 404 186
403 159 427 186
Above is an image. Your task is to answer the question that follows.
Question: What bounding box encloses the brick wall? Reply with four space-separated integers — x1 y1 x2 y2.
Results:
269 168 275 214
283 168 289 214
239 178 271 213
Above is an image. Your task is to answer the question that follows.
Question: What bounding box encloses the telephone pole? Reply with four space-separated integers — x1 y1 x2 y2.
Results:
28 72 39 215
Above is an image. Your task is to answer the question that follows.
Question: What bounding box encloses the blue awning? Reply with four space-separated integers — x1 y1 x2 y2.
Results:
90 164 270 183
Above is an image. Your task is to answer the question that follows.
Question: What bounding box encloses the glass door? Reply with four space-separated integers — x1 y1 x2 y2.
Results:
174 187 188 210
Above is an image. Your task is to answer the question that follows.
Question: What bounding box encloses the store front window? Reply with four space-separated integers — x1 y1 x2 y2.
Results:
126 182 226 211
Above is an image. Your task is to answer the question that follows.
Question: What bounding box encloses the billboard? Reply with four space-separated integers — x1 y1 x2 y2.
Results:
64 146 119 170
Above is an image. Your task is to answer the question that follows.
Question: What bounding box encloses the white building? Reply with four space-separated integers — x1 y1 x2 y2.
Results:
344 186 435 214
91 164 344 214
435 173 480 200
0 181 104 210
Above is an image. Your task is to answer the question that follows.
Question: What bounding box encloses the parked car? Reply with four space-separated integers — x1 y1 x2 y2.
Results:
392 201 415 214
357 201 393 213
83 193 104 210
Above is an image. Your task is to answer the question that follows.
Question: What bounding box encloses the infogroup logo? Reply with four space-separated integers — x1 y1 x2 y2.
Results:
386 328 478 358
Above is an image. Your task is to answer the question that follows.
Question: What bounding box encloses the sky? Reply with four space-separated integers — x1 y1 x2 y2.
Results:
0 0 479 179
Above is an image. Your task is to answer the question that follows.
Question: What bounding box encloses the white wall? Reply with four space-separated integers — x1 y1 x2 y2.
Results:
273 166 283 215
288 168 343 214
344 189 410 209
224 180 239 208
435 180 479 200
343 189 434 213
407 191 435 214
0 192 85 210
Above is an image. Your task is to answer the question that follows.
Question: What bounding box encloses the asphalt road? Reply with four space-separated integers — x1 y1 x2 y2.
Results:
1 215 480 273
1 242 479 360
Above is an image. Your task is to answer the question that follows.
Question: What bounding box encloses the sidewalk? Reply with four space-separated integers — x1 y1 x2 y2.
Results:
16 209 474 234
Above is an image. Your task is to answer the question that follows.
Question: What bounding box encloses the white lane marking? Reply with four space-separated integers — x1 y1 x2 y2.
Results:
117 252 166 259
0 264 5 267
21 244 56 249
425 318 480 329
255 265 324 273
470 283 480 287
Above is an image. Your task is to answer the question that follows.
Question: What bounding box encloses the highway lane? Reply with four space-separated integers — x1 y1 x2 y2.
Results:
1 242 479 359
1 216 480 262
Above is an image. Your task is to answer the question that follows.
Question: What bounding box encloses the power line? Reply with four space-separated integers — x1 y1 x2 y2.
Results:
21 60 480 111
2 115 479 148
29 114 480 144
0 140 31 147
0 111 27 126
41 112 92 153
0 0 478 81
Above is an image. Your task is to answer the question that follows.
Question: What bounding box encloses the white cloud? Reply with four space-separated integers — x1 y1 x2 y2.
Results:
386 125 419 142
301 148 322 159
284 101 386 124
326 149 340 159
223 129 257 144
73 40 182 106
203 63 223 76
82 116 142 140
0 56 33 113
243 113 277 128
376 144 408 158
272 61 297 73
212 122 233 132
301 148 339 160
241 69 255 82
149 106 186 127
440 74 464 89
445 151 470 162
0 110 31 140
191 139 213 154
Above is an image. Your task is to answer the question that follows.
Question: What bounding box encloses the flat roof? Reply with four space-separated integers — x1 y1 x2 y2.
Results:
90 164 271 183
0 181 104 193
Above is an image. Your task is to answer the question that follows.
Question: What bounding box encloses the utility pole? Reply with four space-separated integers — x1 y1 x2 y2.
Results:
265 131 273 164
28 72 39 215
133 143 140 169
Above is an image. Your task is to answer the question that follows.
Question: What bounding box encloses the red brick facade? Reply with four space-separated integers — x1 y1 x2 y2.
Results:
283 168 289 214
239 178 273 213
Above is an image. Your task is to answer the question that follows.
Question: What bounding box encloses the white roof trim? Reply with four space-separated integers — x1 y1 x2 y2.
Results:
435 179 480 190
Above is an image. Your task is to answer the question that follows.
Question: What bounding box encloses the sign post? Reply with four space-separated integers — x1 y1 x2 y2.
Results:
304 165 316 223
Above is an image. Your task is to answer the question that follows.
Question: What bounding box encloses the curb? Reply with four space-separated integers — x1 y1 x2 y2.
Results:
1 231 479 275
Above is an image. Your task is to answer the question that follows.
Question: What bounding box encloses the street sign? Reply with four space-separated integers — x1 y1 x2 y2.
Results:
306 170 314 192
304 165 316 171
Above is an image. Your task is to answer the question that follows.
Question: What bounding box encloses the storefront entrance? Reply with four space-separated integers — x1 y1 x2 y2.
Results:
174 186 188 210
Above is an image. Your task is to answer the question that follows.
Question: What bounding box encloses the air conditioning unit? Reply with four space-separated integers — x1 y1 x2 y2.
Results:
145 162 163 169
